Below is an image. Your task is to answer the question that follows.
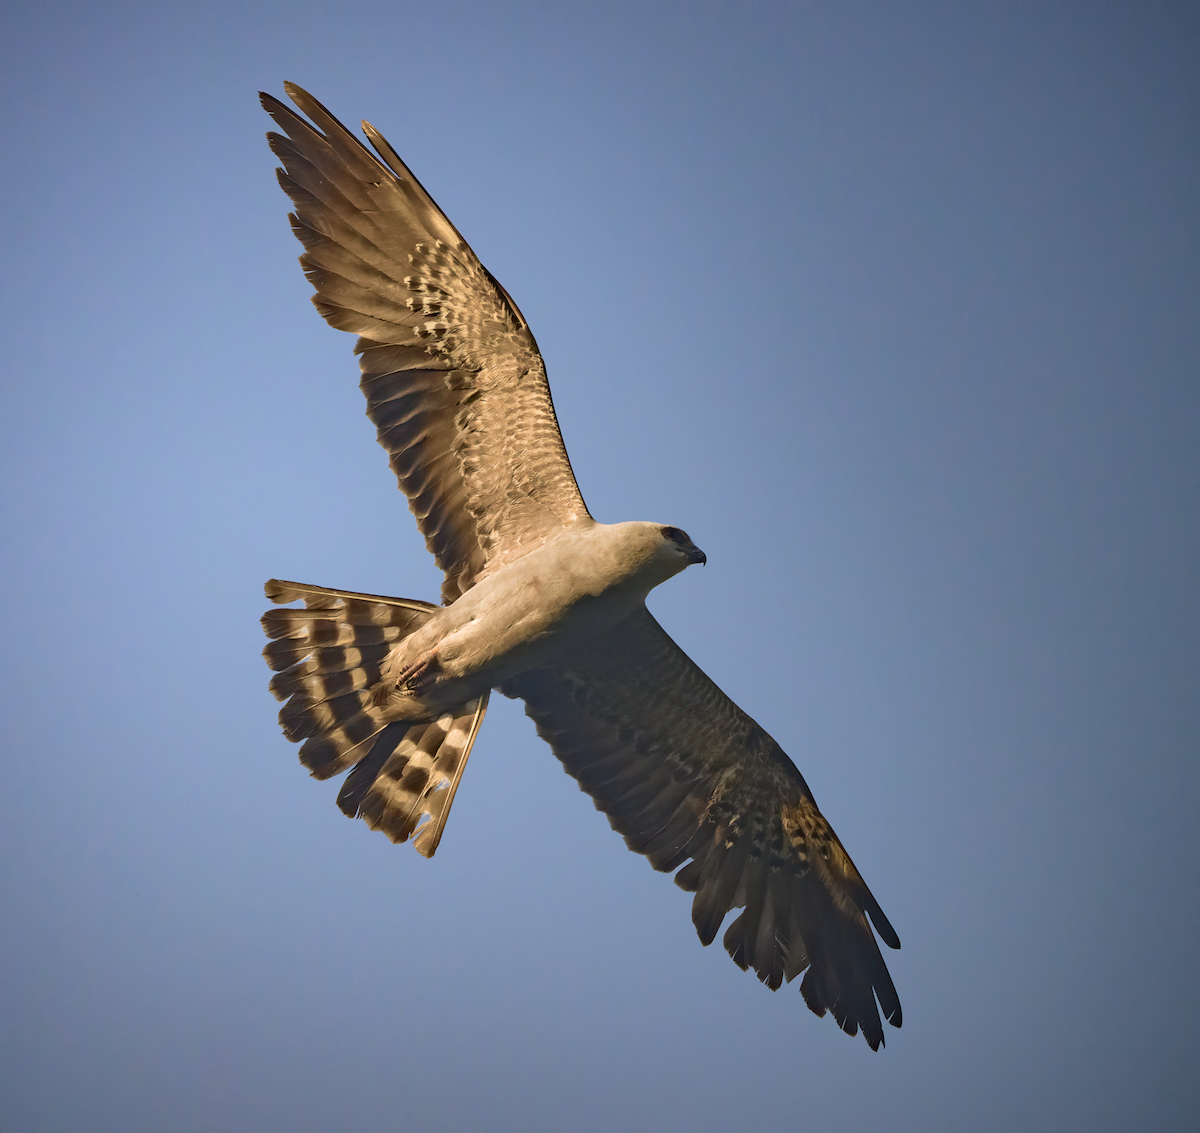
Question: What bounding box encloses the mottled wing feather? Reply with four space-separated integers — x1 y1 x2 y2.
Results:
504 606 902 1049
262 84 590 603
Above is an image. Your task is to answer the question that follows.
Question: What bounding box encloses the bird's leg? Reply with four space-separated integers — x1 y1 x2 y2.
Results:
370 649 443 707
392 650 441 692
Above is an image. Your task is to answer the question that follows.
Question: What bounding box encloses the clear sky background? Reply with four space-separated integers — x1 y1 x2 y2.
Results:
2 2 1196 1130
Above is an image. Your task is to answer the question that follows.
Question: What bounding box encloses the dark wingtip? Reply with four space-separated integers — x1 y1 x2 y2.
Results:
799 971 828 1019
259 90 285 115
867 900 902 951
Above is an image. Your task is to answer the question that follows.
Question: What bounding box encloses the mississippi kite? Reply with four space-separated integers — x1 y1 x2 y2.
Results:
260 83 902 1049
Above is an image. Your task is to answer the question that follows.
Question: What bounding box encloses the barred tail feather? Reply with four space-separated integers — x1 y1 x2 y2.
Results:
344 696 489 857
260 579 488 856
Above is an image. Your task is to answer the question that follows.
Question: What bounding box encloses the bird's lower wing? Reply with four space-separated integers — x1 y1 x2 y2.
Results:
503 606 902 1049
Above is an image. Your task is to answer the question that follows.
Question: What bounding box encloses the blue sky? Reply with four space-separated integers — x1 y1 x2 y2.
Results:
2 2 1197 1130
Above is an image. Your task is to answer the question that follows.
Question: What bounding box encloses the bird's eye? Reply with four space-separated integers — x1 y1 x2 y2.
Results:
660 526 689 545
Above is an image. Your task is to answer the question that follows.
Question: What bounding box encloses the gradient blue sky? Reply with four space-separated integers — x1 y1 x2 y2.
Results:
2 3 1197 1130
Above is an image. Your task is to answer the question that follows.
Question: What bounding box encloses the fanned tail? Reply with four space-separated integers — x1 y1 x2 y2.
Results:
261 579 489 856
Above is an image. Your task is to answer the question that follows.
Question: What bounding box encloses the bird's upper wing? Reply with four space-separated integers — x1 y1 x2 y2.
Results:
503 606 902 1049
262 83 590 603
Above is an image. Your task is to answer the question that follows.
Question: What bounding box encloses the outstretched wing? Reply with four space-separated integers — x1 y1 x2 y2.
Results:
262 83 590 603
504 607 902 1050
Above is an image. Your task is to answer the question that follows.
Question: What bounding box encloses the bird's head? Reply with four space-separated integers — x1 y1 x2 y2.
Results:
657 525 707 568
603 520 707 594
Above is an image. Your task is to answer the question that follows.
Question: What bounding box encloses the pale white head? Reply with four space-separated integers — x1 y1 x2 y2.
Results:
611 520 706 592
657 524 707 568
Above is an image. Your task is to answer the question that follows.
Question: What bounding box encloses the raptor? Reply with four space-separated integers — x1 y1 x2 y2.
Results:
260 83 902 1048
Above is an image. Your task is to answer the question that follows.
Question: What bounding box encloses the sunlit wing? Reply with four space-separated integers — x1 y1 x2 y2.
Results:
262 83 590 603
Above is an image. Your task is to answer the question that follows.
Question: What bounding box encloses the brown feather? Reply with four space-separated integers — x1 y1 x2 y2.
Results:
506 605 902 1048
261 84 591 604
260 580 487 854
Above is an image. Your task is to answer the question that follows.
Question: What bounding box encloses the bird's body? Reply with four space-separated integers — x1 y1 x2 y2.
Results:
374 519 705 717
259 82 903 1049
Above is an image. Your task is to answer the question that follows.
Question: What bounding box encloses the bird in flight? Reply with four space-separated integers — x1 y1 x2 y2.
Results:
259 82 902 1049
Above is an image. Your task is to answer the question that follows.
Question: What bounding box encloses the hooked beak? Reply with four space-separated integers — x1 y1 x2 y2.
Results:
687 545 707 566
